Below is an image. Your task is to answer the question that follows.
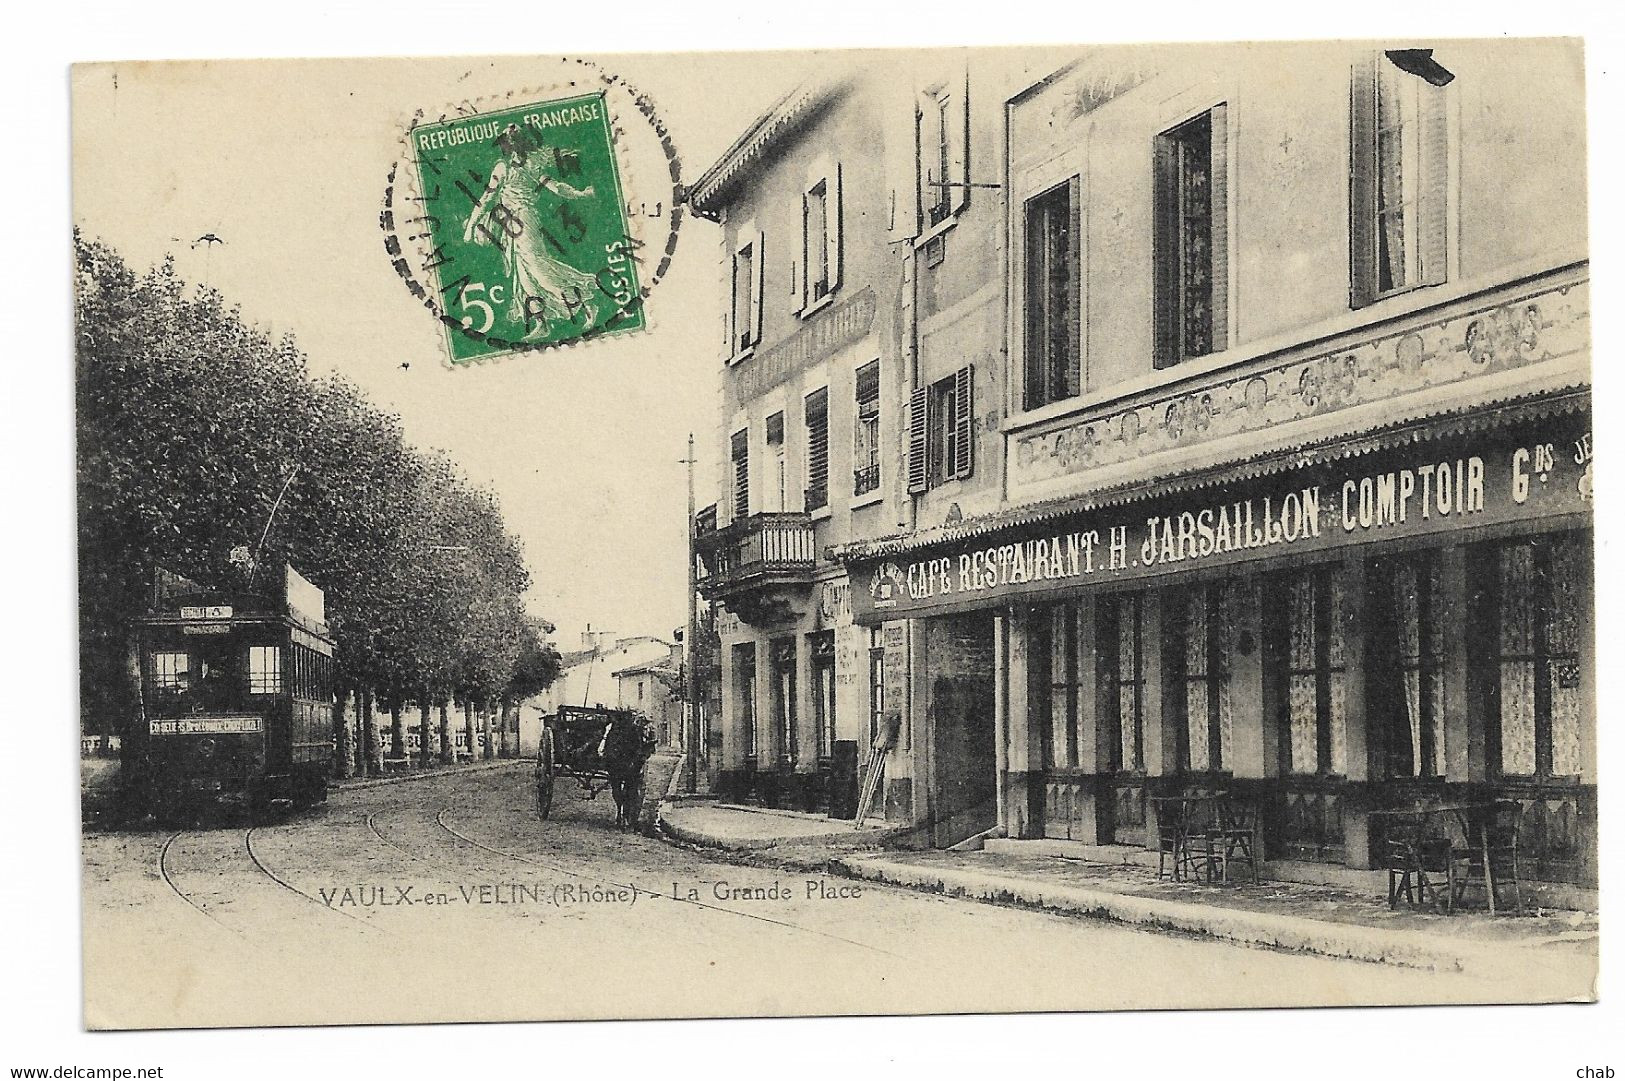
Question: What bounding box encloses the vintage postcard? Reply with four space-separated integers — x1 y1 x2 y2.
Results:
72 39 1597 1033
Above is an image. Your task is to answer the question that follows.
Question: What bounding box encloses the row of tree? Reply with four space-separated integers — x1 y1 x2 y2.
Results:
75 232 560 776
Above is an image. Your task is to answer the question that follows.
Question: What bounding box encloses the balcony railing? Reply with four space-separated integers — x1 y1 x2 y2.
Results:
695 511 817 606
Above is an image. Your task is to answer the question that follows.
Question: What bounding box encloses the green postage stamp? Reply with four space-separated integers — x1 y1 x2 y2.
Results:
409 92 644 363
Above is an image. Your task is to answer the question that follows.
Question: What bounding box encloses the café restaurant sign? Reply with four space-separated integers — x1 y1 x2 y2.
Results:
855 420 1591 622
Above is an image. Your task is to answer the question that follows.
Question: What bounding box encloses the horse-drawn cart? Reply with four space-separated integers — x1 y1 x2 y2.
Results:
534 705 654 827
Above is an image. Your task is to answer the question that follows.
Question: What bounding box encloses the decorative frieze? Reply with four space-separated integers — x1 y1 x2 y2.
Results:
1012 276 1589 490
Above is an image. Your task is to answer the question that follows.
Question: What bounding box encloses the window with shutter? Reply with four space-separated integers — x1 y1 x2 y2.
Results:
1023 179 1082 410
1350 51 1450 307
918 74 969 231
1153 106 1228 368
730 428 750 520
731 241 755 355
853 361 881 496
916 365 976 491
804 387 829 511
804 182 828 305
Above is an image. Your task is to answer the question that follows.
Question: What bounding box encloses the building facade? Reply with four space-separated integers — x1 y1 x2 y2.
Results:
689 70 907 812
695 40 1593 900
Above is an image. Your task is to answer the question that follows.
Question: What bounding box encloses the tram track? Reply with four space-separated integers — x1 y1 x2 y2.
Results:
155 824 379 936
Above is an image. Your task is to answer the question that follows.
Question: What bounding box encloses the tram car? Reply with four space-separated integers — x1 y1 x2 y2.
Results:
130 565 336 821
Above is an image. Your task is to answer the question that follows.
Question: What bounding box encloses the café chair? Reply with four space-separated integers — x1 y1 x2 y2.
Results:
1452 804 1524 915
1155 797 1189 881
1215 797 1262 884
1383 818 1457 913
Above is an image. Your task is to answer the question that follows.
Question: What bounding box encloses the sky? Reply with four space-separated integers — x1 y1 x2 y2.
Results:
71 51 825 649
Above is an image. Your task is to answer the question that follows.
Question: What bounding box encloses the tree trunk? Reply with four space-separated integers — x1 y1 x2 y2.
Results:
498 699 511 758
462 699 476 763
334 685 355 779
418 693 433 768
361 686 380 778
439 699 454 764
390 704 404 761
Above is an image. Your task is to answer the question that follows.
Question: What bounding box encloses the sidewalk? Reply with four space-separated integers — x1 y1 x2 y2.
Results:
657 800 1597 989
658 798 907 867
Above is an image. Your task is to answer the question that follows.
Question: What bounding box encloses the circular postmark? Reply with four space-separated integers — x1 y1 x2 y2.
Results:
380 57 685 366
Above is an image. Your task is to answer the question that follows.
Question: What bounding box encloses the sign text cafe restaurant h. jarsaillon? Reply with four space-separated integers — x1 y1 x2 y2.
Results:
847 399 1595 898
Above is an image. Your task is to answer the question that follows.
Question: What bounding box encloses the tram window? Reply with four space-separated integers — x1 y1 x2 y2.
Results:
151 651 189 691
247 645 283 695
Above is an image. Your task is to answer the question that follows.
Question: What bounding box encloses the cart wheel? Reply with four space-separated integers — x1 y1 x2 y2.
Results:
536 729 555 820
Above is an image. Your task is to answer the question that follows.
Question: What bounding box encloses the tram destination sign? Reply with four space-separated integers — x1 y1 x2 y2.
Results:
150 716 265 735
854 417 1592 623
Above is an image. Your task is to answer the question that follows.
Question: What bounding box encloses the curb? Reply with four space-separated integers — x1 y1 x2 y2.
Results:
656 803 906 854
333 758 528 792
657 806 801 851
829 855 1511 975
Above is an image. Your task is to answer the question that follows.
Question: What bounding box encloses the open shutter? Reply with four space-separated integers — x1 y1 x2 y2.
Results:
805 388 829 510
1349 54 1379 309
907 386 929 494
728 249 740 353
799 192 809 310
828 164 844 293
752 229 766 345
1065 176 1084 399
1418 80 1450 286
951 71 971 213
1208 104 1229 354
952 365 974 480
1152 135 1180 367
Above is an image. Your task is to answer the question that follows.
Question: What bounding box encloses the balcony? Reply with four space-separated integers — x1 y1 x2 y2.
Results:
695 510 818 625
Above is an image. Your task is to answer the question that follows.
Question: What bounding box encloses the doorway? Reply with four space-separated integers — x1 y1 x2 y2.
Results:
926 613 998 848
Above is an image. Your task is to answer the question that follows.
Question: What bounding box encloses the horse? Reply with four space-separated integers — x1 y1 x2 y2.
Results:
598 713 655 830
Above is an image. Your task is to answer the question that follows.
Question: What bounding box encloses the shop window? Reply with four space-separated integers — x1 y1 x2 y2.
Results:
853 360 881 496
247 645 282 696
1035 602 1083 769
1022 178 1081 410
811 631 836 759
1350 51 1450 307
151 651 189 692
772 637 798 763
908 365 974 493
734 643 758 759
1383 551 1445 779
1279 565 1348 776
868 627 886 749
1492 533 1585 779
804 387 829 511
1153 105 1229 367
1180 582 1234 773
729 428 750 520
1103 593 1147 773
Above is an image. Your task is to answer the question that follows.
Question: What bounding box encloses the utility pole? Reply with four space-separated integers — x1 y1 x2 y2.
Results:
683 433 701 792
